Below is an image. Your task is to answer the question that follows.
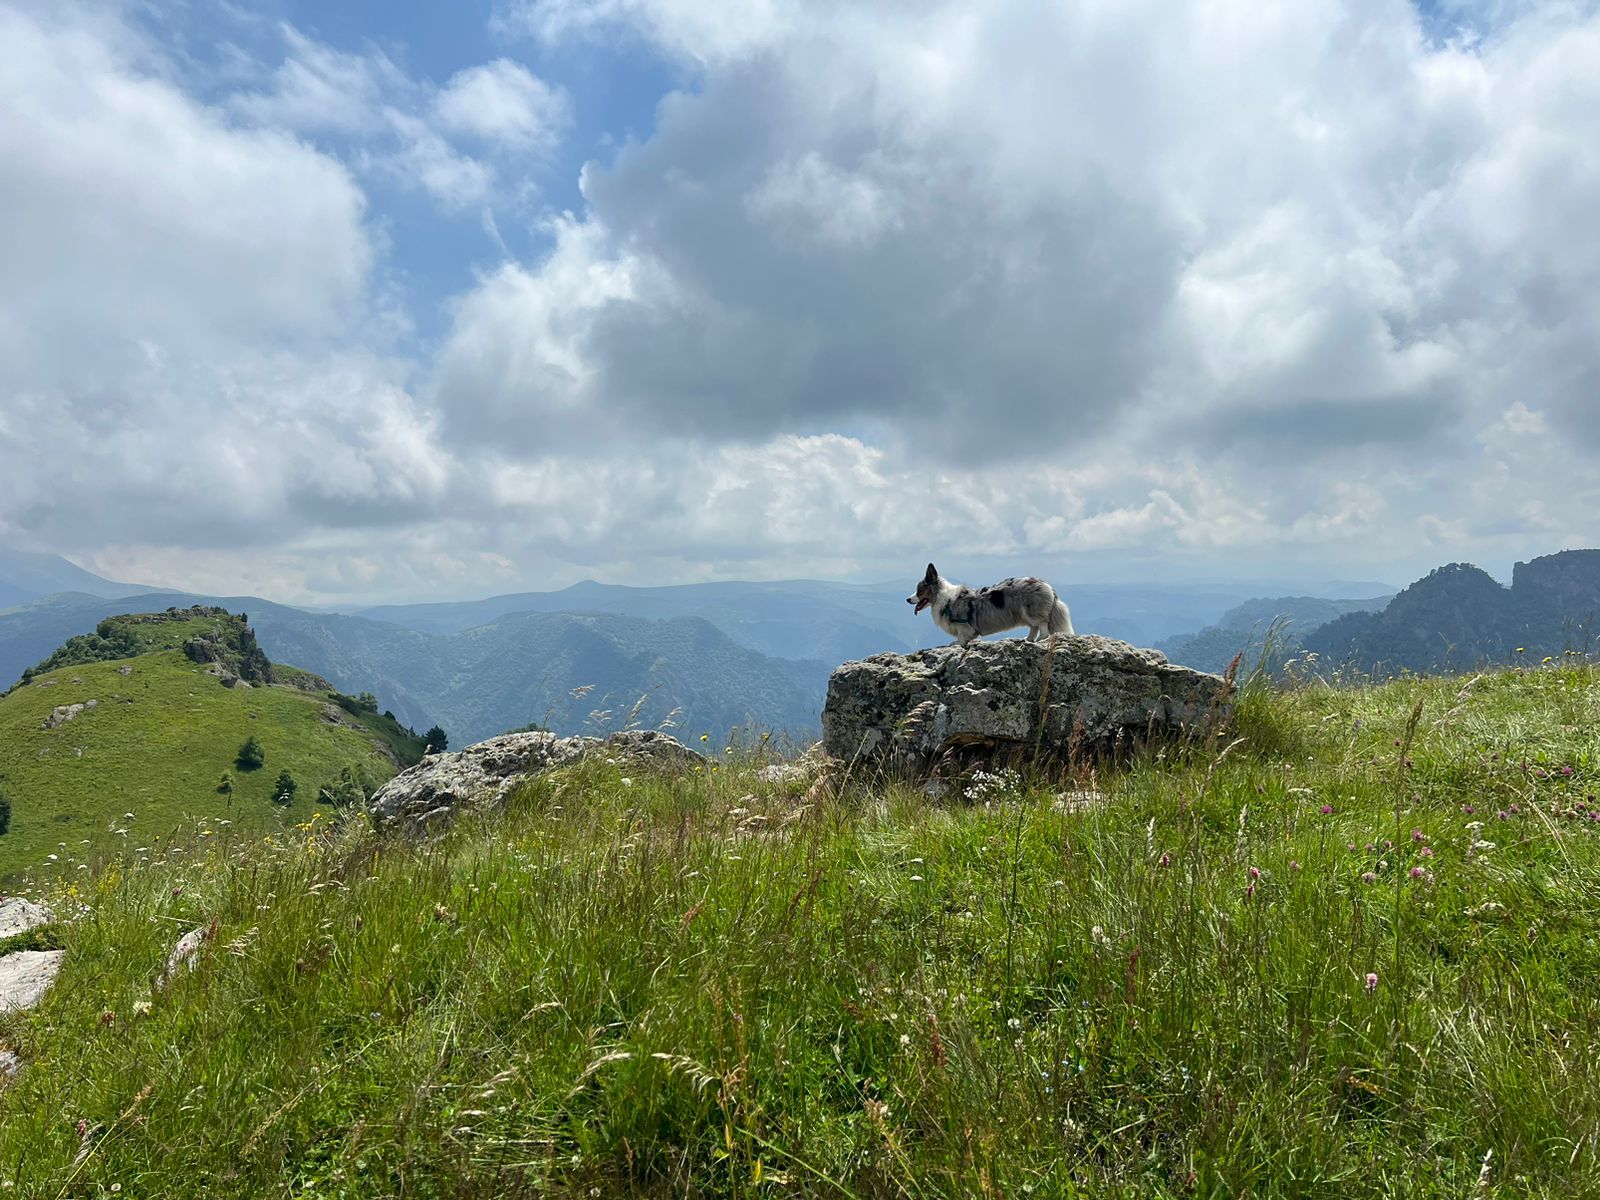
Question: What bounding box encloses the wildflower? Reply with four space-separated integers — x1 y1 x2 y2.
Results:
1365 972 1379 994
1561 765 1575 777
1289 860 1301 871
75 1119 88 1138
1158 852 1171 868
1320 804 1334 815
1248 865 1261 880
1361 871 1377 884
1462 804 1476 814
1410 866 1425 878
1244 883 1256 900
1411 829 1427 842
900 1033 911 1047
1007 1017 1022 1031
1497 810 1509 820
699 734 709 742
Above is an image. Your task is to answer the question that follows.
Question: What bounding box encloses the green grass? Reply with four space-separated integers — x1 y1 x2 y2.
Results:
2 666 1599 1196
0 650 417 887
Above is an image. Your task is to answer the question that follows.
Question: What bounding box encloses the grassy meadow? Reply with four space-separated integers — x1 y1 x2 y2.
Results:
1 665 1599 1196
0 650 422 886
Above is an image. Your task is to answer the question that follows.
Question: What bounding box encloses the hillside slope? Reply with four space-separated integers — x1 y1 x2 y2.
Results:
3 666 1598 1195
0 614 424 885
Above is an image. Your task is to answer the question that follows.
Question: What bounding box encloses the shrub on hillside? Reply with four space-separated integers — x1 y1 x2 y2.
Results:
217 771 233 797
424 725 449 753
271 770 297 805
318 766 366 807
0 792 9 837
236 737 265 771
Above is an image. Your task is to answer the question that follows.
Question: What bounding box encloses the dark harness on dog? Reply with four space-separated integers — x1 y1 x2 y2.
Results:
940 587 1007 629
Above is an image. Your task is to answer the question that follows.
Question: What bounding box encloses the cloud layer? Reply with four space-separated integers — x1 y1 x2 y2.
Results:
1 0 1597 602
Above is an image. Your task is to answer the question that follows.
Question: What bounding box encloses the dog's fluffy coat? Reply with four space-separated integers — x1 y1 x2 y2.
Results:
906 563 1074 647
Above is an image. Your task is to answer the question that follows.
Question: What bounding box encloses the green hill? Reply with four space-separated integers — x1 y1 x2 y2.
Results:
0 610 424 886
2 665 1599 1194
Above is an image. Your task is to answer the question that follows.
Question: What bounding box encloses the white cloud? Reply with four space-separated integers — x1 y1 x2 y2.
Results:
5 0 1600 602
0 5 452 566
433 59 570 155
230 23 404 134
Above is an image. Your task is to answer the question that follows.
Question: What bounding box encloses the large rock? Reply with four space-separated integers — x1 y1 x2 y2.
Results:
822 636 1230 771
369 729 703 832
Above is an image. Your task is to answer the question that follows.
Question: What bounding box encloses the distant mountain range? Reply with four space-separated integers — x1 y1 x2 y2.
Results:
1155 550 1600 679
26 544 1582 737
0 547 155 608
0 592 829 744
1156 594 1394 675
1304 552 1600 674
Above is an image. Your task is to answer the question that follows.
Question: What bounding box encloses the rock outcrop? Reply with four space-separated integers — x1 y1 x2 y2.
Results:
369 729 702 833
822 636 1230 772
0 899 62 1020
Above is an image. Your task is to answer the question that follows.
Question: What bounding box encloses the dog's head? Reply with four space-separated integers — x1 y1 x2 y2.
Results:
907 562 940 614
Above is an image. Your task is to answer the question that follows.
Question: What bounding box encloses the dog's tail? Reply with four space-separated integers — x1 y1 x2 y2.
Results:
1048 596 1075 636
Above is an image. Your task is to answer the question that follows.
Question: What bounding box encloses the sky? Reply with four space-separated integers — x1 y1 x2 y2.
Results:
0 0 1596 604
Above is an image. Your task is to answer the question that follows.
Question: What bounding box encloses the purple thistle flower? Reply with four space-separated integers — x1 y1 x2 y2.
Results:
1248 865 1261 880
1158 852 1171 868
1360 871 1377 884
1462 804 1476 814
1411 829 1426 842
1365 972 1379 994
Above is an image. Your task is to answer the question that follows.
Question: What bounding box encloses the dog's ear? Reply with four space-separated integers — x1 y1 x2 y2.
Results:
925 563 938 581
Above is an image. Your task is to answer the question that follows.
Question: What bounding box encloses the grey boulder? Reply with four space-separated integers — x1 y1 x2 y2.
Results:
822 635 1230 771
369 729 702 832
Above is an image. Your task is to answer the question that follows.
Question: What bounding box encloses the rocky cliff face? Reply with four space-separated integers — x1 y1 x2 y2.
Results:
1514 550 1600 618
821 636 1230 773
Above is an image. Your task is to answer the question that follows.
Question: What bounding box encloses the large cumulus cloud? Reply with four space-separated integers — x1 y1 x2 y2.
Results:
2 0 1598 602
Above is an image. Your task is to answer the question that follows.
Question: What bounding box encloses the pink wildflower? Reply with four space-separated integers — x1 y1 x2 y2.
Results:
1320 804 1334 815
1418 846 1433 858
1360 871 1377 884
1158 852 1171 868
1365 972 1379 994
1411 829 1426 842
1248 865 1261 880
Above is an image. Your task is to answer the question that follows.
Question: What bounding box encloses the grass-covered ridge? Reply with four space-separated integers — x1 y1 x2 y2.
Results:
0 626 426 886
2 666 1599 1196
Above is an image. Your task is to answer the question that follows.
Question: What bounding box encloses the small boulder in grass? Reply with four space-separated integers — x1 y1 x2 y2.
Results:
161 926 211 988
368 729 704 834
0 898 52 941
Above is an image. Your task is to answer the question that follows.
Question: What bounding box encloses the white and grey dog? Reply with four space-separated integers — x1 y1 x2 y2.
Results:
907 563 1074 647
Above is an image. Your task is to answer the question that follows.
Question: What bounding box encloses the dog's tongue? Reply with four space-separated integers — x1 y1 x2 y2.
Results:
914 600 928 613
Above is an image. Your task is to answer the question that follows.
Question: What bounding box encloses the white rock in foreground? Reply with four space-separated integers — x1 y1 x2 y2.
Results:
0 950 66 1013
0 898 52 941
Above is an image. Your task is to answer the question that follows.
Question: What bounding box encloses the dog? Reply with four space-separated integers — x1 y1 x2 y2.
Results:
906 563 1074 648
